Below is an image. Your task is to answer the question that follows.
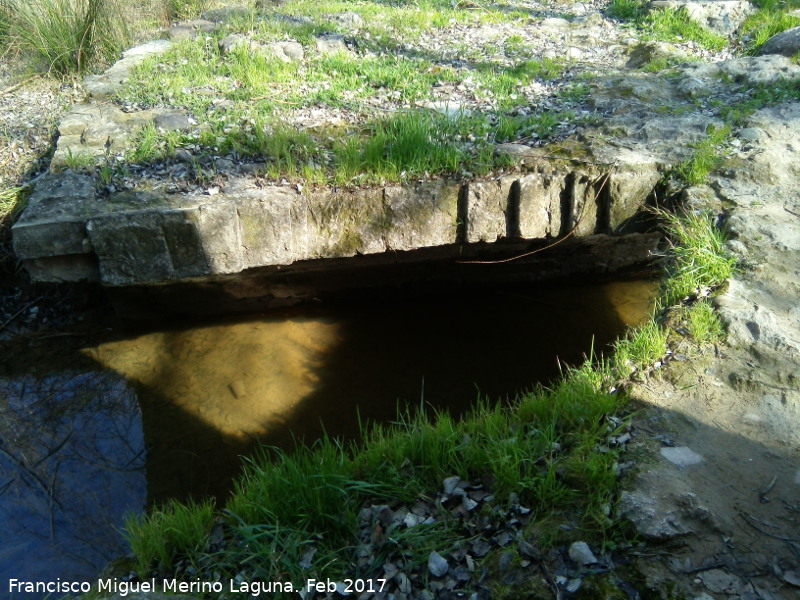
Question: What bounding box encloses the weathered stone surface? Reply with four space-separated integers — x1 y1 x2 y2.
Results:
627 41 690 69
83 40 172 99
649 1 754 36
166 19 217 41
307 187 387 257
517 170 564 238
383 181 460 250
52 104 160 170
266 40 305 62
154 112 194 132
12 172 95 258
330 11 365 30
316 34 350 55
465 177 514 243
237 186 306 267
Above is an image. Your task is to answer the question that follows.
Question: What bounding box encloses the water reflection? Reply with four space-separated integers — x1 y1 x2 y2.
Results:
87 279 657 503
0 372 146 599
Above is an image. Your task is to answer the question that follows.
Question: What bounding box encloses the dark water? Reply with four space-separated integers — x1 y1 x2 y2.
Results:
88 279 657 503
0 279 656 596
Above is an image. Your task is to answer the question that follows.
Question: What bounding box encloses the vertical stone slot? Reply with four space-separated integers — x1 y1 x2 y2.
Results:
505 180 522 239
559 172 576 237
456 183 469 244
595 172 612 235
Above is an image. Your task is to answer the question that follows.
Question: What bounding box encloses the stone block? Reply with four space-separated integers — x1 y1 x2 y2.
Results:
306 188 386 257
517 170 565 239
87 201 242 285
571 171 602 237
237 187 307 267
12 172 96 259
465 177 514 243
383 181 460 250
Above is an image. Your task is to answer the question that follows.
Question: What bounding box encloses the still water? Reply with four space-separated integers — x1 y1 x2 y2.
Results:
86 279 657 504
0 279 656 595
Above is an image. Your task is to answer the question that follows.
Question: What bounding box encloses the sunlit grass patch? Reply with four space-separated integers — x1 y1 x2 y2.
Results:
659 209 737 305
740 7 800 54
3 0 130 75
673 124 731 186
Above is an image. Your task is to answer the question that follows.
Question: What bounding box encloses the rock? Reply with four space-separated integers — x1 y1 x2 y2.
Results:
428 551 450 577
698 569 743 594
83 40 172 99
627 41 689 69
331 11 364 30
154 112 194 132
219 33 248 55
167 19 217 41
568 541 598 566
660 446 704 468
757 26 800 57
316 34 349 56
266 41 305 62
540 17 571 30
648 1 754 36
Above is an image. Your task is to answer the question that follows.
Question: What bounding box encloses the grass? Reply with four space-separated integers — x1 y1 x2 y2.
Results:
740 6 800 54
123 498 216 575
607 0 728 52
682 299 726 343
673 124 731 186
2 0 130 75
659 209 737 305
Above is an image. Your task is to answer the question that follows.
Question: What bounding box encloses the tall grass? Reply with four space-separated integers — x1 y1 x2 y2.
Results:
4 0 129 75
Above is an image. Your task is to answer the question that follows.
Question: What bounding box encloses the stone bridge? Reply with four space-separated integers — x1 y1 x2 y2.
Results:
13 149 664 315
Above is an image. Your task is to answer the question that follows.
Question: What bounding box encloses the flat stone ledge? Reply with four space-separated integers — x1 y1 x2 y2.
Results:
13 149 663 287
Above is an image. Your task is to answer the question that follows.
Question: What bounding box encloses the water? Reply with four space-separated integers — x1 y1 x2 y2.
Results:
86 279 657 503
0 278 656 595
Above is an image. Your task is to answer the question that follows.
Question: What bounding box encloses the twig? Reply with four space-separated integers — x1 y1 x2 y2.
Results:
0 297 43 332
685 562 726 574
739 511 800 541
0 75 41 97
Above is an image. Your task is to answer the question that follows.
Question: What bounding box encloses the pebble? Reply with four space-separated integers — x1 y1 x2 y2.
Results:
660 446 704 468
568 541 598 566
428 551 449 577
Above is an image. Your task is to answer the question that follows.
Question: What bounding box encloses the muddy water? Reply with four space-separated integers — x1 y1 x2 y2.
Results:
85 279 657 504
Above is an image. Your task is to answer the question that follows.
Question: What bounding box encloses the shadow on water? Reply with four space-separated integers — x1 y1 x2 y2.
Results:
0 277 655 596
89 278 657 504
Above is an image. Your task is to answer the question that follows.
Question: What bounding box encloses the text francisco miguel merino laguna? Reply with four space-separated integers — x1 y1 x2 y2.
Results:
9 577 388 596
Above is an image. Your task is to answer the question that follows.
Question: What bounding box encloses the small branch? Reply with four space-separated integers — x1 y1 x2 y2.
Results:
0 75 41 97
739 511 800 542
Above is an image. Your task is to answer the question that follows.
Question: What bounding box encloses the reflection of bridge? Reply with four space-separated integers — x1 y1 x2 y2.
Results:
13 149 664 316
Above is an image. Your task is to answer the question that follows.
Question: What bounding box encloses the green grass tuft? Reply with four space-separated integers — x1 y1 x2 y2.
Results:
123 498 216 575
659 209 737 305
740 8 800 54
682 298 726 343
673 125 731 186
3 0 129 75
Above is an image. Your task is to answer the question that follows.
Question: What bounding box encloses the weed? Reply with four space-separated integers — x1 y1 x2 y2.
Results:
642 7 728 51
123 498 215 575
63 147 99 171
613 320 669 378
681 299 726 343
673 124 731 186
4 0 129 75
163 0 209 22
607 0 647 21
659 209 737 305
0 186 24 226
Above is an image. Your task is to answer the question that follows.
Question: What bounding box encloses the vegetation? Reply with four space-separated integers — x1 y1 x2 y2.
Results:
607 0 728 51
0 0 130 74
673 124 731 186
659 208 737 306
